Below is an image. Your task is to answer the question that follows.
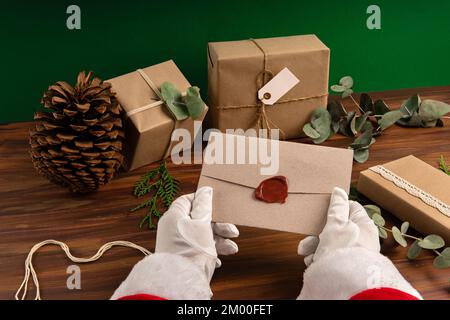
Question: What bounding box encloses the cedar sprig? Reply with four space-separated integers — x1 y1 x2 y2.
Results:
130 162 180 229
439 156 450 175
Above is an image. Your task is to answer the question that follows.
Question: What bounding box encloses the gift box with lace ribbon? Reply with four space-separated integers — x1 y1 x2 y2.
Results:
357 155 450 243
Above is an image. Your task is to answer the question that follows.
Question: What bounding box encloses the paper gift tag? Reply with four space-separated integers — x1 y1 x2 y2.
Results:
258 68 300 105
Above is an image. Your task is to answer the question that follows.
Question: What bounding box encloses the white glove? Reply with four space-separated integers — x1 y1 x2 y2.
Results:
112 187 239 300
156 186 239 282
297 187 422 300
298 187 380 266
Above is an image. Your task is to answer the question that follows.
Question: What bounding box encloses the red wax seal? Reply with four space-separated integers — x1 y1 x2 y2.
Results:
254 176 288 204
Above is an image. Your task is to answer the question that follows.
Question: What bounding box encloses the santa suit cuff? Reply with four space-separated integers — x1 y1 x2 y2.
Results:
111 253 212 300
298 247 422 300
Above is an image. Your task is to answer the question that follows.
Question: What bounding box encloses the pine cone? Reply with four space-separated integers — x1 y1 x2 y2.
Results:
30 71 125 193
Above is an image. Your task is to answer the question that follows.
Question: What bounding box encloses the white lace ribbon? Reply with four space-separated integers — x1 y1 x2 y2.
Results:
369 165 450 217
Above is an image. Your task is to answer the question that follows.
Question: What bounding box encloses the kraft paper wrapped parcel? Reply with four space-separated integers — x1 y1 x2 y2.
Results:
107 60 208 171
207 34 330 139
358 155 450 243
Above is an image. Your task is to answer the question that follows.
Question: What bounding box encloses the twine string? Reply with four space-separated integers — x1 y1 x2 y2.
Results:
250 39 286 139
15 239 151 300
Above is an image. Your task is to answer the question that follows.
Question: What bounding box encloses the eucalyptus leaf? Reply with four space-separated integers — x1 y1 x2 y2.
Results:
418 235 445 250
303 123 321 139
350 112 358 135
355 112 372 133
371 213 385 227
331 121 340 134
327 101 347 134
160 82 189 120
350 126 373 149
331 85 346 93
421 119 438 128
359 138 376 150
327 101 347 122
307 108 332 144
339 76 354 89
185 86 205 119
378 227 388 239
364 204 381 218
361 121 375 134
396 113 423 127
353 148 369 163
407 240 422 260
161 82 181 104
400 94 421 116
373 100 391 115
433 255 450 269
360 93 374 113
419 100 450 122
378 110 404 131
441 247 450 258
392 226 407 247
401 221 409 234
339 111 356 137
342 89 354 99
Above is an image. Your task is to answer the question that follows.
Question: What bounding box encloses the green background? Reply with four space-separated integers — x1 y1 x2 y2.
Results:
1 0 450 123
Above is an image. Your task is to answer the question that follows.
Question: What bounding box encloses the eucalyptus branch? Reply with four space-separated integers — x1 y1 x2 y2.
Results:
363 204 449 270
303 76 450 164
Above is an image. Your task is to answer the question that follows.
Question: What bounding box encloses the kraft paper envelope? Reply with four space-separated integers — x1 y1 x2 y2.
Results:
197 133 354 235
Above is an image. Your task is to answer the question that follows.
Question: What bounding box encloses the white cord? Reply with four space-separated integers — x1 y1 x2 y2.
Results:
15 239 151 300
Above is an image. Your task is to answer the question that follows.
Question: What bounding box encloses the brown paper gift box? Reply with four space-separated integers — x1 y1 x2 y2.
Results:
357 156 450 243
198 132 353 235
107 60 208 171
207 35 330 139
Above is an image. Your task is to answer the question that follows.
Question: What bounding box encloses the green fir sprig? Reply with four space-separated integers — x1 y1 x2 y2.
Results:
130 162 180 229
439 156 450 175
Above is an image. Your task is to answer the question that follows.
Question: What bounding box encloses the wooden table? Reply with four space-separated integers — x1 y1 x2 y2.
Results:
1 87 449 300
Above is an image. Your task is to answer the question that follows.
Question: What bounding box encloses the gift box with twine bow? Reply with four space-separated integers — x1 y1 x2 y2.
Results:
107 60 208 171
207 34 330 139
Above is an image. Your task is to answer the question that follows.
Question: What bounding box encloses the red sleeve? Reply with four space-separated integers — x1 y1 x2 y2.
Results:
118 294 167 300
350 287 419 300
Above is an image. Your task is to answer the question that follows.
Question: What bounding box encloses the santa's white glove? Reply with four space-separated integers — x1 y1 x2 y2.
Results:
297 187 422 300
112 187 239 300
155 186 239 281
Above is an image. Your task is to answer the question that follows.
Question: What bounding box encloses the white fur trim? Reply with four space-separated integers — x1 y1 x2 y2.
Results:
111 253 212 300
298 247 422 300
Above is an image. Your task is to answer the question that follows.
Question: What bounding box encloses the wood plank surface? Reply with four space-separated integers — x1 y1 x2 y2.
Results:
1 86 449 300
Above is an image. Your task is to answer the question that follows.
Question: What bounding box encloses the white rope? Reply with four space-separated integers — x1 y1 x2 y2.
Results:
369 165 450 217
15 239 151 300
124 69 164 118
